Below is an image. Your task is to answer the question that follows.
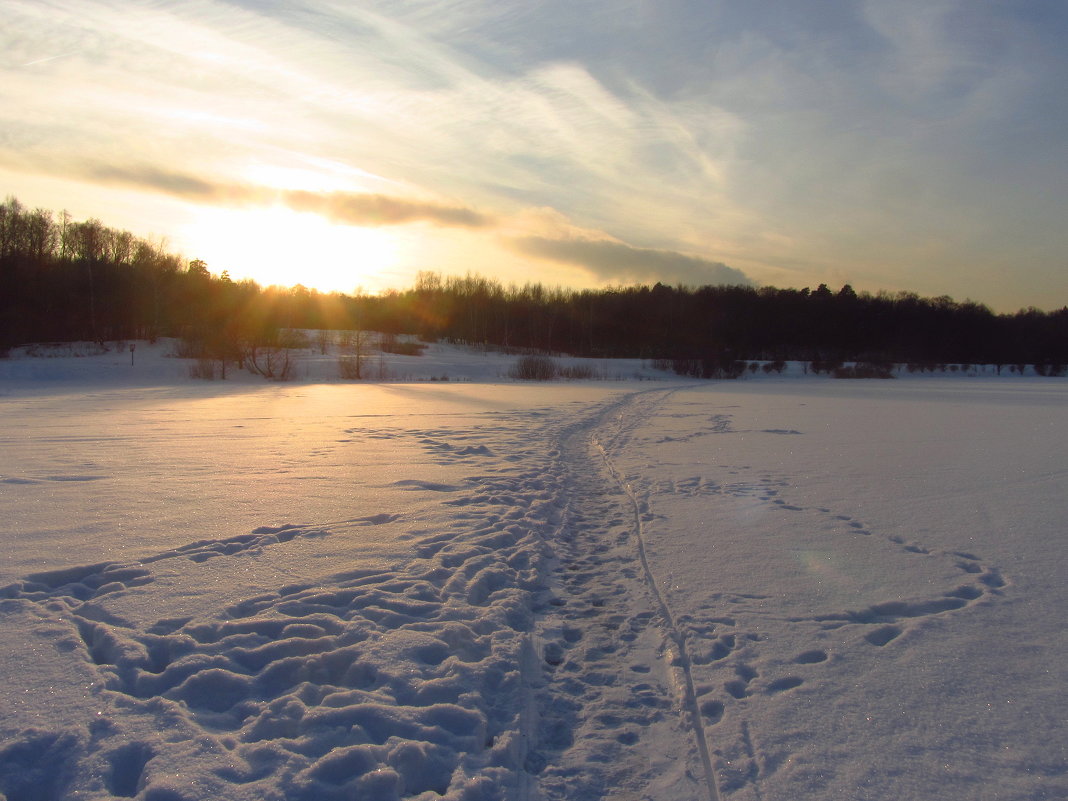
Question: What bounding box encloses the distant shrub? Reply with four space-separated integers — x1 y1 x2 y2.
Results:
511 355 558 380
28 341 108 358
388 341 427 356
379 333 427 356
1034 363 1066 377
762 360 786 374
710 358 747 379
172 337 206 359
338 355 362 379
189 359 217 379
810 359 844 375
559 364 596 380
244 346 294 380
669 355 745 379
316 329 332 354
278 329 309 350
670 358 699 377
832 362 895 379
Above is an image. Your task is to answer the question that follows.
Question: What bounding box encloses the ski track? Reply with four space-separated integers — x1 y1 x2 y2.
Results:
591 390 720 801
0 389 1009 800
527 389 712 801
614 395 1010 799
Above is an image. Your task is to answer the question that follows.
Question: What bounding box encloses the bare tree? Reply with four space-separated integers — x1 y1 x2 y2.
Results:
337 329 371 379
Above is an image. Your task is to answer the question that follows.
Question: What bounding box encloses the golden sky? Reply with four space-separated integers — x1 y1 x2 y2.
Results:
3 1 1067 310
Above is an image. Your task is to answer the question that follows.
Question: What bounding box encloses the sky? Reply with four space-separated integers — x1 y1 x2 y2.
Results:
3 0 1067 311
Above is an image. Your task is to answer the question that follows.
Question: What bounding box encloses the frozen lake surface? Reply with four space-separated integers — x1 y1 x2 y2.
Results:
0 345 1065 800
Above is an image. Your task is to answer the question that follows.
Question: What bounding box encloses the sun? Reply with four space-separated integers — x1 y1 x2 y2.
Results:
181 204 404 294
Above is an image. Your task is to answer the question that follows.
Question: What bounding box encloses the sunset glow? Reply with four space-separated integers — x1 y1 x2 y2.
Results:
182 205 403 294
3 1 1067 310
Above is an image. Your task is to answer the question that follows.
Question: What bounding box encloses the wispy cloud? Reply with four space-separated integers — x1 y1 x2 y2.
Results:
284 190 490 228
83 159 744 284
88 164 223 202
84 163 491 228
511 235 752 287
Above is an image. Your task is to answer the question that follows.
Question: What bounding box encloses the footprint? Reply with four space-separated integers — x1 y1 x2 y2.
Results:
766 676 803 693
543 642 565 666
105 742 154 797
864 625 902 647
355 513 402 526
793 649 828 664
736 663 758 681
700 700 725 724
391 480 461 492
980 570 1005 589
725 664 758 698
725 680 750 699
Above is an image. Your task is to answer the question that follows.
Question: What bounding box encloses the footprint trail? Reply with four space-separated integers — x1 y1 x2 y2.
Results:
0 387 1015 801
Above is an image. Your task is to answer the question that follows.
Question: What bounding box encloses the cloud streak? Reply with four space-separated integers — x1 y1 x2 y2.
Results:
284 190 489 228
85 163 491 228
511 235 752 287
81 157 747 285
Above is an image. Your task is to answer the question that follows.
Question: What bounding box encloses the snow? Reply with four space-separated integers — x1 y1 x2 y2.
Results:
0 341 1065 800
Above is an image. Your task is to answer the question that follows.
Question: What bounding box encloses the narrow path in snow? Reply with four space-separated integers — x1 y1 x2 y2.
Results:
527 387 718 801
593 394 721 801
531 385 1014 800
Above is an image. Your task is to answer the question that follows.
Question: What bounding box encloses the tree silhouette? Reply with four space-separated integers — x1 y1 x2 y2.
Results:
1 196 1065 373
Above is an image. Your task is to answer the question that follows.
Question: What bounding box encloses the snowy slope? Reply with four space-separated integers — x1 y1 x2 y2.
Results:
0 343 1065 800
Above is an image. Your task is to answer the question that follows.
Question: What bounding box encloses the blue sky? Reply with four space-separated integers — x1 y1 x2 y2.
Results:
2 0 1066 310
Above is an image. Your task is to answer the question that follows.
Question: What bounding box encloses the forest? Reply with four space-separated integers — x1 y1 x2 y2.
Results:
2 196 1066 374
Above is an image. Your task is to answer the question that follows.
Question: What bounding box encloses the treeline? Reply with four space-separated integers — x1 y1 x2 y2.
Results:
0 197 352 353
2 197 1066 370
364 274 1068 370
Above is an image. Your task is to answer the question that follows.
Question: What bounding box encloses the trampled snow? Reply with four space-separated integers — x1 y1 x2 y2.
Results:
0 341 1064 800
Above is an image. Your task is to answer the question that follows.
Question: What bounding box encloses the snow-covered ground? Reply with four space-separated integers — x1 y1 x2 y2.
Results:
0 341 1065 800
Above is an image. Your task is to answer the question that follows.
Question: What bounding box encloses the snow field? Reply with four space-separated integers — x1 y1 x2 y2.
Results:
1 345 1065 800
607 383 1067 800
0 381 652 800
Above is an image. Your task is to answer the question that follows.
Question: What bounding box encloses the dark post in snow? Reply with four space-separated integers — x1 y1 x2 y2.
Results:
130 343 136 366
